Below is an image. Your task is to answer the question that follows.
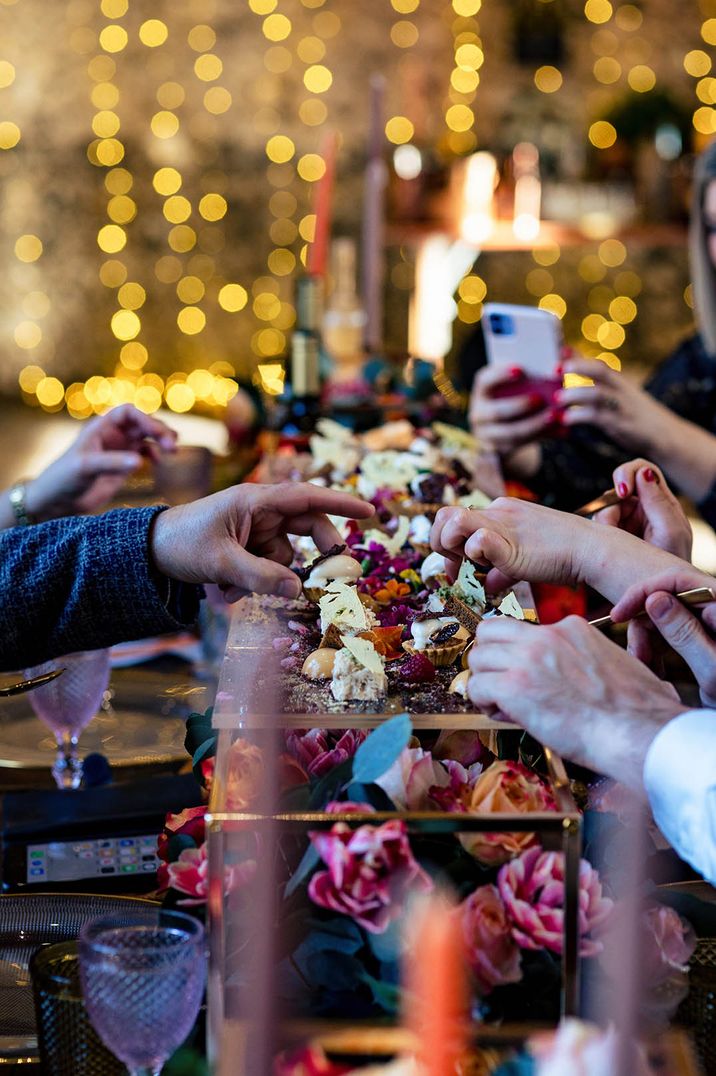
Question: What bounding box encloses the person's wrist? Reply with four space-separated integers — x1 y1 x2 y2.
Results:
639 408 682 465
594 704 686 792
148 505 178 581
22 477 49 521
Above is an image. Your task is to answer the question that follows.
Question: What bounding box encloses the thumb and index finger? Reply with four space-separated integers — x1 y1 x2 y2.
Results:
644 590 716 695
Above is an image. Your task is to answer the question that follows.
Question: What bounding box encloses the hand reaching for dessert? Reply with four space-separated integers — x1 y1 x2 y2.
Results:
610 564 716 706
594 459 692 561
430 497 680 604
467 615 686 792
150 481 374 601
591 459 693 665
23 404 178 521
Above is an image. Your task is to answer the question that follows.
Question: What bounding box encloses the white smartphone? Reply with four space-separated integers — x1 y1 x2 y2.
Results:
483 303 563 379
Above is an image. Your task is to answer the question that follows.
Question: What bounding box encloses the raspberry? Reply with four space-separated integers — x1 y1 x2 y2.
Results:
399 652 436 684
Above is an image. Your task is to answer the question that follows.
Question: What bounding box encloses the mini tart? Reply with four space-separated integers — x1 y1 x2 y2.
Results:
402 613 469 667
297 543 363 602
402 637 464 667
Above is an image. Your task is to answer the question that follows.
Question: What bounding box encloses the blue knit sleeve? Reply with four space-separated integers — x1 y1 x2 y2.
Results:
0 506 202 670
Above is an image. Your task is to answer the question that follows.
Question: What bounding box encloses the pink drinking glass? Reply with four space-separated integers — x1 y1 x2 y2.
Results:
24 649 111 789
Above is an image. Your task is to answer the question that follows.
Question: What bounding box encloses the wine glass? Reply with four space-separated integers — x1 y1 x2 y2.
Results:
24 648 111 789
79 910 206 1076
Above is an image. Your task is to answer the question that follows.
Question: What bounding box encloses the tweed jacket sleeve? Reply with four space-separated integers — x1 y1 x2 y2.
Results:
0 506 202 671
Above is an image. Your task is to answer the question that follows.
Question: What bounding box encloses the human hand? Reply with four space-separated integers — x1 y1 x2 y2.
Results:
557 359 679 457
430 496 679 602
594 459 692 561
151 482 375 601
431 498 590 591
25 404 178 520
467 615 686 791
468 364 555 456
643 592 716 708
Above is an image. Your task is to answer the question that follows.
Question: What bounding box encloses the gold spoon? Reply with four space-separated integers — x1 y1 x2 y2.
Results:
0 667 66 697
589 587 716 632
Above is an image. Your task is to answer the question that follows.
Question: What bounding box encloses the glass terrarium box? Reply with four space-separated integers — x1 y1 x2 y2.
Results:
205 593 587 1073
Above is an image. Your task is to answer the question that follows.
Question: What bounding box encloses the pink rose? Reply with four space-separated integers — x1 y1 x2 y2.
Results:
433 729 489 767
498 847 613 957
225 738 264 811
376 748 483 812
375 747 448 810
460 885 522 996
459 760 556 866
643 905 696 984
285 728 367 779
157 805 207 862
308 817 433 933
165 841 256 907
278 753 309 790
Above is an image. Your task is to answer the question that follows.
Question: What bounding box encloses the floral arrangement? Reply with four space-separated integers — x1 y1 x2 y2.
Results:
158 708 616 1026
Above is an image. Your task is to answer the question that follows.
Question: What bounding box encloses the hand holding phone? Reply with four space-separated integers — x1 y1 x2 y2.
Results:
472 304 565 446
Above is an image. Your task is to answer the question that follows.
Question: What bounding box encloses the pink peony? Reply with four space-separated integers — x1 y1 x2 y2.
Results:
225 737 264 811
285 728 367 779
498 847 613 958
460 885 522 996
458 760 556 866
165 841 256 907
308 817 433 933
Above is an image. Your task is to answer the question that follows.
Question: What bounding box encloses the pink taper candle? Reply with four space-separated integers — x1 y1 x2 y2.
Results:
307 130 339 277
405 892 468 1075
361 74 387 353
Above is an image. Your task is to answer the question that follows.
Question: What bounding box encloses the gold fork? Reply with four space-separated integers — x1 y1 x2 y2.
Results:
0 667 65 697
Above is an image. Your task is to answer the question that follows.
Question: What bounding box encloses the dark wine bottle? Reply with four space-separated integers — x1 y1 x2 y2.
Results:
274 276 324 445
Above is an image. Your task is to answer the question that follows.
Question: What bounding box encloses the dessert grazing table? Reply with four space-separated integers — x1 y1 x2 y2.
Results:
197 421 596 1074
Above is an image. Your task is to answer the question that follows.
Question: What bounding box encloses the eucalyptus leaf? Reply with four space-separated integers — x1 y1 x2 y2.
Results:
345 782 396 811
351 713 412 785
363 973 402 1015
366 918 401 963
192 736 217 785
284 842 320 897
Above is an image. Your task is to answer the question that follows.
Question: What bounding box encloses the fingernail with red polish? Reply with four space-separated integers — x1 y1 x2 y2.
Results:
617 482 628 498
643 468 656 483
548 407 562 425
555 363 564 378
508 366 523 380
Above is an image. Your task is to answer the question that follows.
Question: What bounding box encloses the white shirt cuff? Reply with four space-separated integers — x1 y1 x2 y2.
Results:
644 708 716 884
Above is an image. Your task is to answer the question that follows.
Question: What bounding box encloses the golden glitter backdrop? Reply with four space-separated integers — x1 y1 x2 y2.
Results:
0 0 713 416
